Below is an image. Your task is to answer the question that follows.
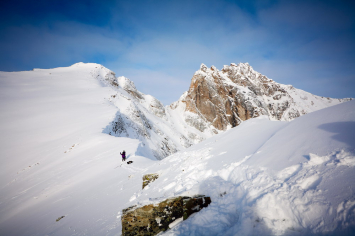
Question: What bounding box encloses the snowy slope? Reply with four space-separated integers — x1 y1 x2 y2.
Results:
132 101 355 236
0 63 144 235
0 63 194 235
0 63 354 236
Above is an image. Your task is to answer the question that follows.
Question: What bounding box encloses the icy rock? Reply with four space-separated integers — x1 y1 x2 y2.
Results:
121 195 211 236
199 63 208 72
117 76 143 100
142 173 159 189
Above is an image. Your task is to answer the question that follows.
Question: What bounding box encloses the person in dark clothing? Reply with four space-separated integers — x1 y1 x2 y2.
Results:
120 150 126 161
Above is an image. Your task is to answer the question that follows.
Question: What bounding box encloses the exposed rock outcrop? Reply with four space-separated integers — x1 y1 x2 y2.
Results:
121 195 211 236
142 174 159 189
171 63 352 132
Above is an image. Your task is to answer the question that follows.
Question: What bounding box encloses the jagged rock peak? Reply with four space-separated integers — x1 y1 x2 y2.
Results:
236 62 250 67
199 62 255 77
198 63 218 72
199 63 208 72
174 62 351 133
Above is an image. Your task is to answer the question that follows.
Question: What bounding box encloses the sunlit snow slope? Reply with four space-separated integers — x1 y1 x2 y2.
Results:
0 63 155 236
139 101 355 236
0 63 354 236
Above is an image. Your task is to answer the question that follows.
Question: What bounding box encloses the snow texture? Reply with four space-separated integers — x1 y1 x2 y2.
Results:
0 63 354 236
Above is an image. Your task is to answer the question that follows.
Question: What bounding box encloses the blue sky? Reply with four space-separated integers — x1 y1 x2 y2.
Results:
0 0 354 105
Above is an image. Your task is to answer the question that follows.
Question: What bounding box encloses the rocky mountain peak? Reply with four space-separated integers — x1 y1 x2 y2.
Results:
100 62 351 160
174 63 351 133
199 63 208 72
210 65 217 71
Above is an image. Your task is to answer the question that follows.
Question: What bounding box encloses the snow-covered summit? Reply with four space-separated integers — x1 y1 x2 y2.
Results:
117 76 137 91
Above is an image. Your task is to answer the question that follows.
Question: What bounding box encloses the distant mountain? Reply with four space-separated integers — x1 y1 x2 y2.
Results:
168 63 352 137
101 62 351 160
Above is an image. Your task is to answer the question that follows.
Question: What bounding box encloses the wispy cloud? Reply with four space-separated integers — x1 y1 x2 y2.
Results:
0 0 354 104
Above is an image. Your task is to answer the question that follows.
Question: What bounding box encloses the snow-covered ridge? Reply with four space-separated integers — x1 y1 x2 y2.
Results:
81 64 195 160
1 62 351 161
64 62 352 161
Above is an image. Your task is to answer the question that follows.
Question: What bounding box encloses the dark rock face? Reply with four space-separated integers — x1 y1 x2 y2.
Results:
121 196 211 236
183 196 211 220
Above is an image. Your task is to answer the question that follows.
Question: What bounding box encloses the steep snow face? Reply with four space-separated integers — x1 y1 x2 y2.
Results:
91 67 194 160
168 63 352 137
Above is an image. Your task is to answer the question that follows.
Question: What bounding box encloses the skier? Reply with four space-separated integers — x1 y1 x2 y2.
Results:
120 150 126 162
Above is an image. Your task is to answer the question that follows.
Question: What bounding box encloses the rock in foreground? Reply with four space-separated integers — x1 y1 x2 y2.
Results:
122 195 211 236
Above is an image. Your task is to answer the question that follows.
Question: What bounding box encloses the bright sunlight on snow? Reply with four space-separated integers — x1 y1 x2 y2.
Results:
0 63 354 236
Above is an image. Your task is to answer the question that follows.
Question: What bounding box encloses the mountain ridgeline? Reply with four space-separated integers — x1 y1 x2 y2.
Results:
97 62 351 160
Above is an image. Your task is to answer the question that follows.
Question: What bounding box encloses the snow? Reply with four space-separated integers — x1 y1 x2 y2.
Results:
151 101 355 236
0 63 354 236
169 217 183 229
